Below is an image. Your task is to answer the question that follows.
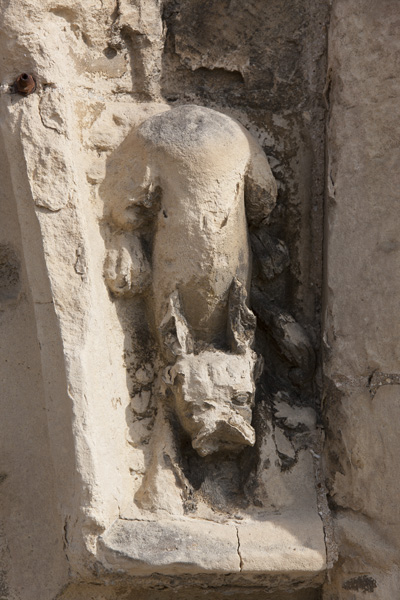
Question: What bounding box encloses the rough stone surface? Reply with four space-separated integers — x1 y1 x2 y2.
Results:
323 1 400 598
98 515 325 581
0 0 333 598
237 516 326 576
99 519 241 575
0 113 68 599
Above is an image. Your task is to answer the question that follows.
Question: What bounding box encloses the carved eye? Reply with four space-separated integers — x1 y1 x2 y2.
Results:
232 393 250 406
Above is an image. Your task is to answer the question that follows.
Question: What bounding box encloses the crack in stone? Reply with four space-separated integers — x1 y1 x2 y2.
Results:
235 525 243 572
310 431 338 571
368 371 400 398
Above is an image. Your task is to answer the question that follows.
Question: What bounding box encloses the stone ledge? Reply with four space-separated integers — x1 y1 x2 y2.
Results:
97 513 326 580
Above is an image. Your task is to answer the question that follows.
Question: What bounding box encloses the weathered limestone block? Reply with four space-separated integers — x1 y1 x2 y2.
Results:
323 1 400 597
98 515 325 578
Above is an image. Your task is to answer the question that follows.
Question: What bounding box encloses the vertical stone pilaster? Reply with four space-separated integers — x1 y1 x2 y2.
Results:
323 1 400 597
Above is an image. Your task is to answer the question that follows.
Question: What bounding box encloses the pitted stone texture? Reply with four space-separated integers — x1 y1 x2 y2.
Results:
98 516 326 581
323 1 400 597
99 519 240 575
0 0 329 598
239 517 326 575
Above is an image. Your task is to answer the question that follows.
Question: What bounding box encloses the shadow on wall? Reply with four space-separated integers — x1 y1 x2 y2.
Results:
58 582 322 600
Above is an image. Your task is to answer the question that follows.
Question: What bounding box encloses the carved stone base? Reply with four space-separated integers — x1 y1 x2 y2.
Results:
98 514 326 580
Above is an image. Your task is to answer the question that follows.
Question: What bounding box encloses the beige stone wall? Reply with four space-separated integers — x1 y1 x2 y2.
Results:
1 0 400 598
0 1 326 597
0 126 68 597
323 1 400 598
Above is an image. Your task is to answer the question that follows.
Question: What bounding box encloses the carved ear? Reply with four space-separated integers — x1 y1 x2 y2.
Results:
227 279 257 355
159 291 194 361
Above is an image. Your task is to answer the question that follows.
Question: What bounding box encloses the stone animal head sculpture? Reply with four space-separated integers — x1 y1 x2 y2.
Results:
164 349 259 457
161 282 262 457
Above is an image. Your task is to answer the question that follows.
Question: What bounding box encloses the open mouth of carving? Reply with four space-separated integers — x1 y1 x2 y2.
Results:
192 417 256 457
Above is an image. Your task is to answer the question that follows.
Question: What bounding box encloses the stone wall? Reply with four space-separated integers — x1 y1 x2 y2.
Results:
0 0 399 598
323 1 400 598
